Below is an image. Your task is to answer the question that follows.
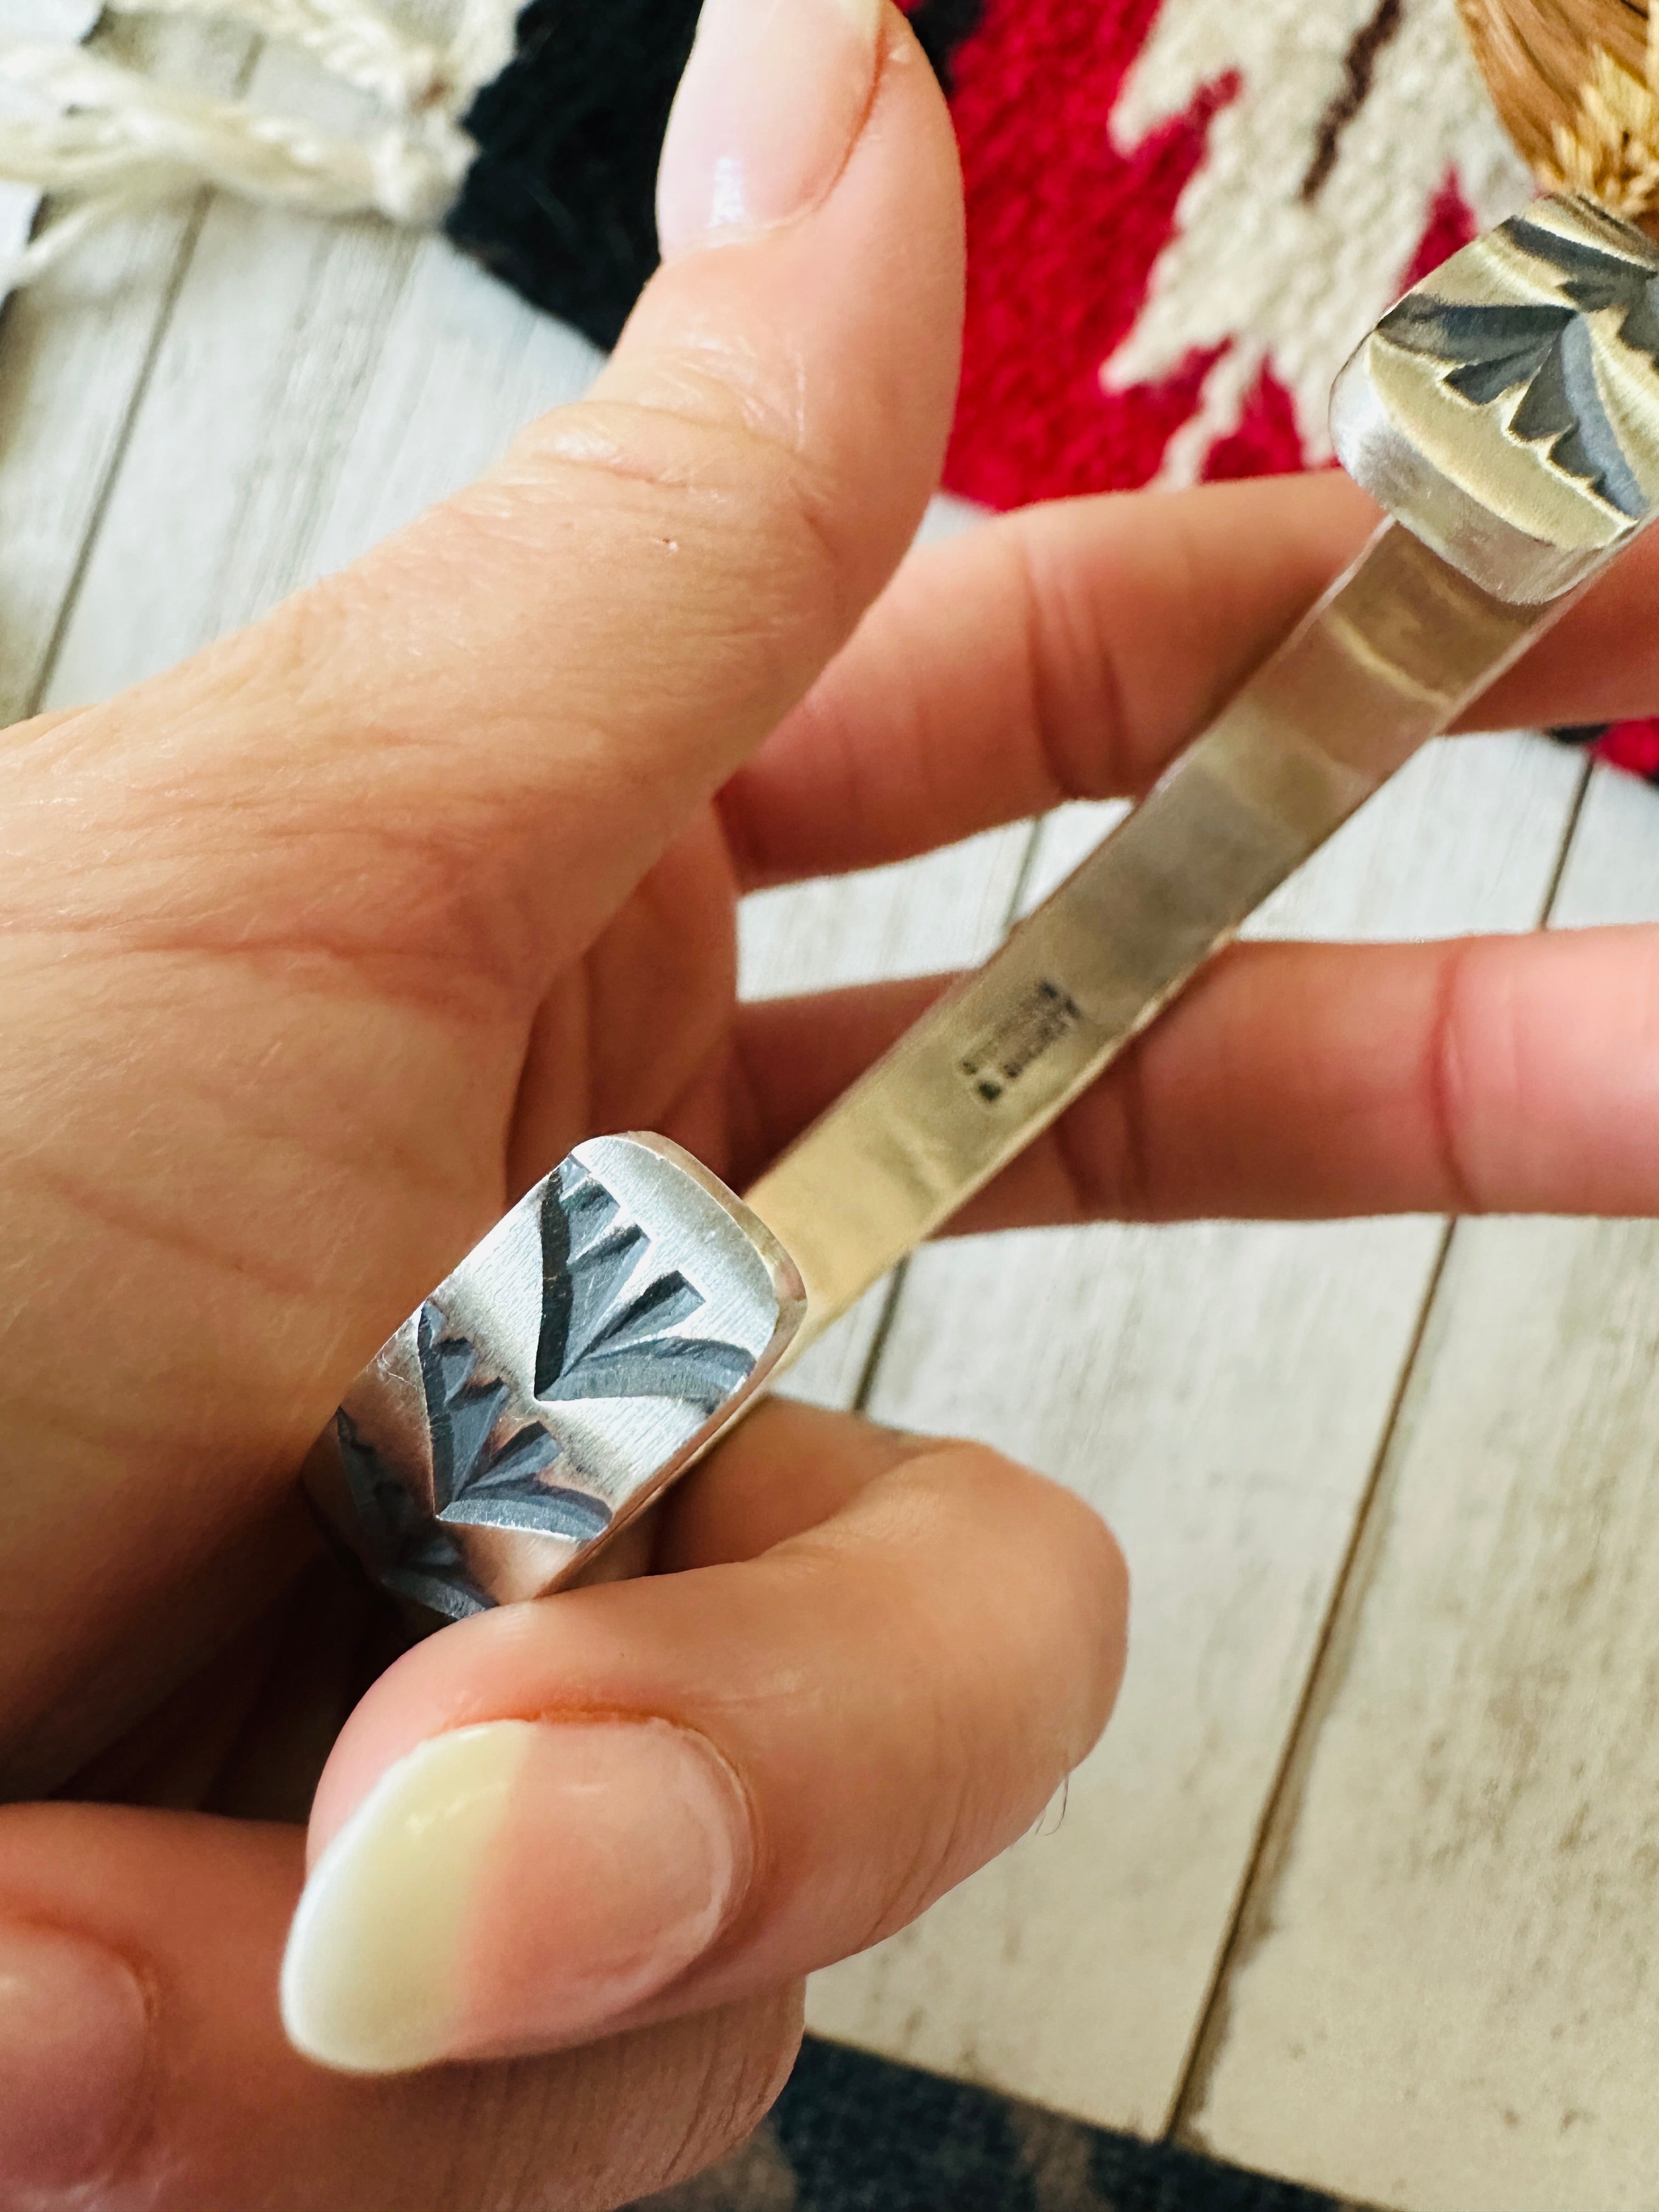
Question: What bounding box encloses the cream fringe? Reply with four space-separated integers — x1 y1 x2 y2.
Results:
0 0 518 286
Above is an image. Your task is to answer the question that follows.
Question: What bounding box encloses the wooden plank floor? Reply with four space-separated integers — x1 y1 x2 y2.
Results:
1186 760 1659 2212
4 126 1657 2210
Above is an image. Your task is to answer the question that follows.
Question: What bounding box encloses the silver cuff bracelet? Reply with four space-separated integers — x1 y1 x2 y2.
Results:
307 196 1659 1626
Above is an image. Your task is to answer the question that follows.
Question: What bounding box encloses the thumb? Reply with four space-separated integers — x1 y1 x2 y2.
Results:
40 0 964 984
0 0 961 1793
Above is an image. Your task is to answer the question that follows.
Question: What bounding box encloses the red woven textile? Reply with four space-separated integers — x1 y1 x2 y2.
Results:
900 0 1649 772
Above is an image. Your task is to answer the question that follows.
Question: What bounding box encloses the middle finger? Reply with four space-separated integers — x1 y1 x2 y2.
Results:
718 471 1659 891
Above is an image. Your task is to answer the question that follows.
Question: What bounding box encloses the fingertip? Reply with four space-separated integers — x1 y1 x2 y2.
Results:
0 1916 153 2198
0 1807 799 2209
297 1407 1132 2040
603 0 962 604
283 1716 754 2073
654 0 888 266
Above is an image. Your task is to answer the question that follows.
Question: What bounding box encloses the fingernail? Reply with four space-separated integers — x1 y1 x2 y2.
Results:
657 0 885 261
280 1719 751 2074
0 1922 150 2198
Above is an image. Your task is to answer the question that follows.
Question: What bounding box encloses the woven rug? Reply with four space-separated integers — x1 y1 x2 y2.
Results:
449 0 1658 781
629 2037 1369 2212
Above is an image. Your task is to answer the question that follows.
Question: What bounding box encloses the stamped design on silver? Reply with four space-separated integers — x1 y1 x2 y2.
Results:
1333 195 1659 600
1378 215 1659 517
305 1136 804 1621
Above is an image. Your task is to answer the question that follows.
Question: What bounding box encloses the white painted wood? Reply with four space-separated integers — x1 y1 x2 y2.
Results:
811 1209 1452 2136
44 74 422 696
807 730 1585 2137
770 1278 889 1415
31 5 600 707
299 239 603 573
41 91 983 701
0 0 97 294
1551 755 1659 929
739 825 1031 999
1186 765 1659 2211
0 13 251 721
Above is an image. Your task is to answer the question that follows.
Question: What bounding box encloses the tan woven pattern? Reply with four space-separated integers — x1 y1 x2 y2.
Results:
1457 0 1659 228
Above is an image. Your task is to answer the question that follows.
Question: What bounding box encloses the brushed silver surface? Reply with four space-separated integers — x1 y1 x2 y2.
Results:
743 525 1549 1344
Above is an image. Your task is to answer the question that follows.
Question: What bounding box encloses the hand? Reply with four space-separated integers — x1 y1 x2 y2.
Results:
0 3 1652 2209
0 7 1124 2208
731 471 1659 1229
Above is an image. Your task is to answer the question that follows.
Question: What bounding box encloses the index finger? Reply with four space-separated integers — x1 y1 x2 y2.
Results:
718 470 1659 890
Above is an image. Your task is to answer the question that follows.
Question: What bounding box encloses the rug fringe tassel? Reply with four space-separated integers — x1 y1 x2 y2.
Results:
0 0 518 287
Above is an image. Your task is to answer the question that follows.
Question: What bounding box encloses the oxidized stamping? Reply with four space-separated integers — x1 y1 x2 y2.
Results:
1332 194 1659 601
304 1136 804 1619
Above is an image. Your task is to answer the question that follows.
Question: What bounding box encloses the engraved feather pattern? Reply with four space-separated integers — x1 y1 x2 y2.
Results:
329 1147 765 1620
334 1401 495 1621
416 1308 612 1538
1378 214 1659 514
536 1159 753 1409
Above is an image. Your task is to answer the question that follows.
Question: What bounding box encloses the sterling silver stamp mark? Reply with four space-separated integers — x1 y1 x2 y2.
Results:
958 979 1087 1105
